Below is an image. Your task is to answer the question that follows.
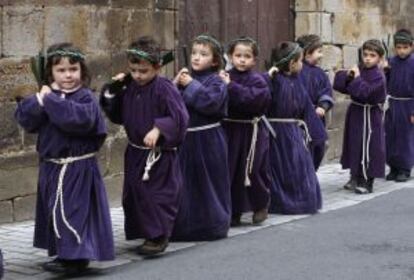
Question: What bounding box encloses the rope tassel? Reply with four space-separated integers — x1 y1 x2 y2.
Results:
142 148 162 181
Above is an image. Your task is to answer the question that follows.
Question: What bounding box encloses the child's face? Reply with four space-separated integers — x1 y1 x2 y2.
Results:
191 43 217 71
230 43 256 72
305 47 323 65
362 49 381 68
395 43 412 59
289 52 303 74
128 60 159 86
52 57 82 91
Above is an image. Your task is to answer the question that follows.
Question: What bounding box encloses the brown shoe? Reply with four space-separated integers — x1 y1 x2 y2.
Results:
137 237 168 256
252 209 268 224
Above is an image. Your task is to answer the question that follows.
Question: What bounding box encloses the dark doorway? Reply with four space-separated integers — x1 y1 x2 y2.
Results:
178 0 295 70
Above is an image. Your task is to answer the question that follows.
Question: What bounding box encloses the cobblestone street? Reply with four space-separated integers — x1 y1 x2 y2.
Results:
0 163 412 280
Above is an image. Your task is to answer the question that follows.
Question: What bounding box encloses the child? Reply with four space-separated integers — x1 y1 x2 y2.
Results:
171 34 231 240
333 39 386 194
219 37 271 226
100 36 189 255
384 29 414 182
264 42 327 214
15 43 114 274
297 34 334 170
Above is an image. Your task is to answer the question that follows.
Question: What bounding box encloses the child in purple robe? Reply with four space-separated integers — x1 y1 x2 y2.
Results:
171 34 231 241
333 39 386 194
15 43 114 274
264 42 327 214
384 29 414 182
219 37 271 226
297 34 334 170
100 37 189 255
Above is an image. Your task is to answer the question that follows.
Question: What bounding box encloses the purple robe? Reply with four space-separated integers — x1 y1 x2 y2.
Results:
101 76 189 240
222 68 271 216
385 54 414 172
299 61 334 170
264 73 326 214
171 69 231 241
15 88 114 261
333 66 386 178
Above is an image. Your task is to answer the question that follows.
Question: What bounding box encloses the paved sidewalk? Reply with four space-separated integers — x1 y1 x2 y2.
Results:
0 164 412 280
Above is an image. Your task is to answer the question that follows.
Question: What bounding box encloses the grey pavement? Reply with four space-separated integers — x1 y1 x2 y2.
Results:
0 163 412 280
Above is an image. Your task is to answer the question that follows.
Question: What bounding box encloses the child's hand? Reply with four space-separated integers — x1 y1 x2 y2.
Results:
143 127 161 148
175 68 192 87
411 115 414 124
268 66 279 77
173 68 188 85
40 85 52 95
350 65 360 78
219 70 230 84
380 59 389 69
112 73 126 81
315 107 326 117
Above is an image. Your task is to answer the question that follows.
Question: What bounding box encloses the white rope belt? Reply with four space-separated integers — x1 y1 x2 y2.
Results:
187 122 221 132
128 141 177 181
351 101 381 180
223 117 262 187
267 118 312 145
46 152 96 244
383 94 414 114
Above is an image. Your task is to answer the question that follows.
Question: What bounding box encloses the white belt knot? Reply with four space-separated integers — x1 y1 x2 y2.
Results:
351 100 380 180
128 141 176 181
46 152 96 244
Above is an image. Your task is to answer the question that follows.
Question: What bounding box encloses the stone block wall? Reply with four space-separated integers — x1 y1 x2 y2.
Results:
295 0 414 162
0 0 178 223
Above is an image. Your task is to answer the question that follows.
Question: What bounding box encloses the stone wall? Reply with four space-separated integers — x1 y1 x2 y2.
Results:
295 0 414 162
0 0 178 223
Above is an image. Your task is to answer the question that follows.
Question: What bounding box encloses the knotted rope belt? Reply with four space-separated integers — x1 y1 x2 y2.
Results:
351 100 383 180
128 141 177 181
46 153 96 244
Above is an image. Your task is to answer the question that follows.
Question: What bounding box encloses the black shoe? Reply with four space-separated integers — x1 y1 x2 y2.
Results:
252 209 268 224
137 237 168 256
386 169 398 181
343 177 358 191
355 178 373 194
42 258 89 274
395 172 409 182
231 214 242 227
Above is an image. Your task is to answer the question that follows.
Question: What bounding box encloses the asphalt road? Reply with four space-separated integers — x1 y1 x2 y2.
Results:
78 188 414 280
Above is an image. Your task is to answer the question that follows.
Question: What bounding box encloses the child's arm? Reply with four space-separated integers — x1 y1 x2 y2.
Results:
43 90 101 135
181 76 227 116
14 89 48 133
317 71 334 112
333 70 351 94
303 94 327 145
225 74 271 114
346 74 386 104
150 81 189 148
100 73 131 124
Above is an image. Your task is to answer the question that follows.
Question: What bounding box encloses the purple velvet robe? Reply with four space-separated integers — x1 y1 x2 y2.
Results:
100 76 189 240
222 68 271 216
171 69 231 241
15 88 114 261
385 54 414 172
333 66 386 178
264 73 326 214
299 61 334 170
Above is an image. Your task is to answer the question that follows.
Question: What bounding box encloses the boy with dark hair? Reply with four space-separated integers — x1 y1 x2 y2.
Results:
334 39 387 194
384 29 414 182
